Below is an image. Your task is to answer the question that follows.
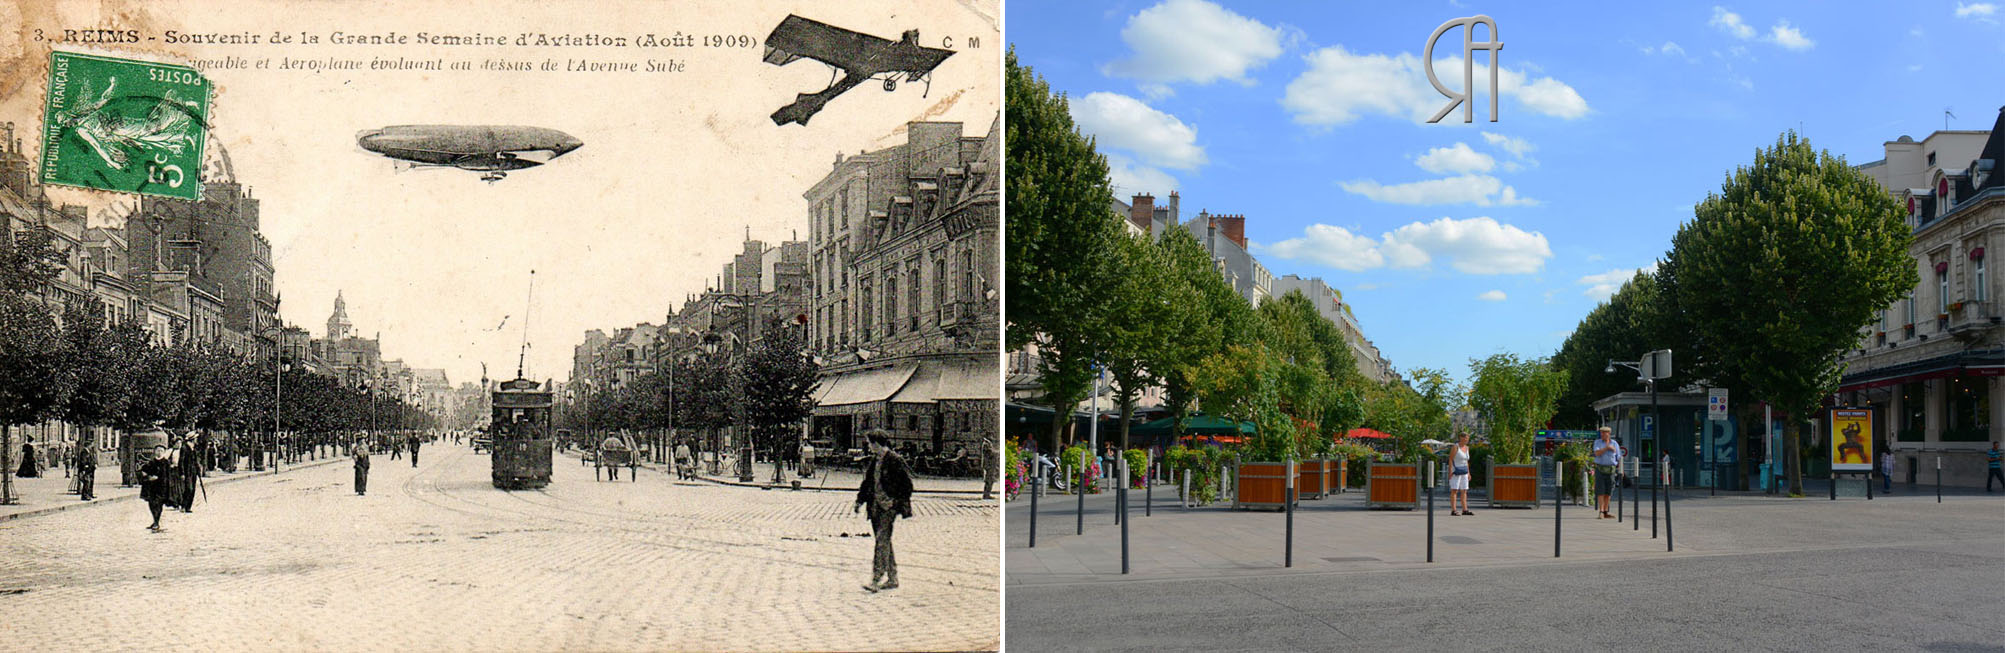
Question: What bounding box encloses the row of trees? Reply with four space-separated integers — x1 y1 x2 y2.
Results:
2 226 433 497
1007 49 1487 463
1553 132 1916 494
566 317 819 480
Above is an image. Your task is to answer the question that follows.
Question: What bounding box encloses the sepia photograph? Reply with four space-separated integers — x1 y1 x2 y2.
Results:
0 1 1000 651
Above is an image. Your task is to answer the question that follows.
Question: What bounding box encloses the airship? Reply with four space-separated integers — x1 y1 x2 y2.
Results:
356 125 582 182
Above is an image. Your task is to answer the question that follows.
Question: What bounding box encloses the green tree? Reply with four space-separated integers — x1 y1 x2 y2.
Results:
1467 353 1568 464
1096 232 1186 452
1005 48 1124 450
1154 228 1250 439
1193 345 1293 461
1659 132 1916 495
1550 270 1682 428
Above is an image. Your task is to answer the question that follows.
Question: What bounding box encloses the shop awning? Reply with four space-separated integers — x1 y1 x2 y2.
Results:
1837 350 2005 392
816 365 918 407
885 360 999 404
890 363 942 404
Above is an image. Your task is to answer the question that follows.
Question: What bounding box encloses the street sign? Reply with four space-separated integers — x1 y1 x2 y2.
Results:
1534 429 1598 440
1639 349 1673 380
1708 388 1729 422
1641 414 1655 439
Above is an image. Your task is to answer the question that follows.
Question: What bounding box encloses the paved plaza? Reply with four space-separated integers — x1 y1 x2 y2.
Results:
1006 482 2005 651
0 444 1000 652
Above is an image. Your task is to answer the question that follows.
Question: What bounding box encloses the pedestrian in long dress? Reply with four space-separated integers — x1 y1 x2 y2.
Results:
139 445 172 532
855 431 914 592
353 441 371 496
16 435 39 478
174 437 202 513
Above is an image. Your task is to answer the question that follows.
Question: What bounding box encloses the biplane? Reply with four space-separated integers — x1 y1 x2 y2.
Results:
356 124 583 182
762 15 956 126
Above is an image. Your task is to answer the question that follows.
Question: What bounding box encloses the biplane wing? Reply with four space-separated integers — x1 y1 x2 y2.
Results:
762 14 955 126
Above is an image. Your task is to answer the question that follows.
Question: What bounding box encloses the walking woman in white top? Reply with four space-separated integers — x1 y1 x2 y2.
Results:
1449 432 1474 515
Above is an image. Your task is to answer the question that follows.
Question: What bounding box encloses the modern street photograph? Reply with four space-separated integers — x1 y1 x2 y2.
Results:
1003 1 2004 651
0 0 1001 651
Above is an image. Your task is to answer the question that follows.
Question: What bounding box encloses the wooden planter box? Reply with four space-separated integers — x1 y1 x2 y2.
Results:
1233 461 1294 510
1488 461 1540 508
1297 459 1329 499
1332 458 1350 493
1366 463 1419 510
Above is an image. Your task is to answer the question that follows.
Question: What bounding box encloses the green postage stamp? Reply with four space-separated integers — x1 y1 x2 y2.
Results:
39 50 211 200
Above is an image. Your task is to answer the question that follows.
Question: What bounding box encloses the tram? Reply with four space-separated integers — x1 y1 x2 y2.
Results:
489 377 554 489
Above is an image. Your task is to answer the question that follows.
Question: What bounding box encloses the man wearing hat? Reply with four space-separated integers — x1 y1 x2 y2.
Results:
854 430 914 592
174 435 202 513
353 439 372 496
73 438 97 501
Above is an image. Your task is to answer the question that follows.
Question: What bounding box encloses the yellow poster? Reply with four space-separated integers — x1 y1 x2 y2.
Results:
1829 408 1873 471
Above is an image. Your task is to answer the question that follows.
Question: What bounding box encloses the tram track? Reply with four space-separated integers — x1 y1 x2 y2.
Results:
398 446 998 593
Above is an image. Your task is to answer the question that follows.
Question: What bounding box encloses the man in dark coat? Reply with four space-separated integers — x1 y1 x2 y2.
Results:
408 433 422 468
74 439 97 501
854 430 914 592
354 440 372 496
139 444 172 532
174 436 202 513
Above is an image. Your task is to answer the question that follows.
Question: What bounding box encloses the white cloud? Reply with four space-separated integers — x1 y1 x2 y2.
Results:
1478 290 1508 302
1340 174 1537 207
1481 132 1535 159
1955 2 1997 19
1103 153 1180 197
1070 92 1206 171
1767 21 1814 50
1578 263 1659 301
1103 0 1287 88
1279 46 1588 126
1415 142 1495 175
1261 224 1386 271
1711 6 1755 39
1262 217 1552 275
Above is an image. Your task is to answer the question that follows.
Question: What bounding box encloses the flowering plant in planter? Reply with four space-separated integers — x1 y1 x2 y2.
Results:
1122 448 1149 488
1059 443 1100 494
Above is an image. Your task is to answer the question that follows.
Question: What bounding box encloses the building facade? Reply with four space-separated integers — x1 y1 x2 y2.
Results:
807 118 1000 454
1837 106 2004 488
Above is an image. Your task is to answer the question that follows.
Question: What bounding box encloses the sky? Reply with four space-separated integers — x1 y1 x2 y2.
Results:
4 0 1000 387
1007 0 2005 384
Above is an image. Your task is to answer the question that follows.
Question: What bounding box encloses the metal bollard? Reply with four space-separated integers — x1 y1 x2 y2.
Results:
1937 456 1942 503
1831 469 1838 500
1120 459 1130 575
1634 458 1641 532
1284 459 1295 568
1145 455 1153 517
1867 468 1873 500
1555 461 1563 558
1077 450 1086 536
1029 472 1039 548
1651 457 1659 539
1665 463 1674 552
1181 471 1191 511
1426 459 1436 563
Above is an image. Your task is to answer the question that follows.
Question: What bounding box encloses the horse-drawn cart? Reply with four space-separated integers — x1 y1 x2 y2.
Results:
594 436 638 482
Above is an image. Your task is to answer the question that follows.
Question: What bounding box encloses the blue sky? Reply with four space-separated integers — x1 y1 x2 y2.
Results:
1008 0 2005 383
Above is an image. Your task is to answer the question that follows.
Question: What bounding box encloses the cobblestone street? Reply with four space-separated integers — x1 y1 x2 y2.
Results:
0 444 999 652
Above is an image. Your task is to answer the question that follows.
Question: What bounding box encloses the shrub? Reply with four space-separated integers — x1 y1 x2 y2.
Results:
1059 443 1100 494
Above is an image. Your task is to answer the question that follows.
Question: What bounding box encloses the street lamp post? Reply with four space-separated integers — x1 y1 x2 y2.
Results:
1608 350 1670 540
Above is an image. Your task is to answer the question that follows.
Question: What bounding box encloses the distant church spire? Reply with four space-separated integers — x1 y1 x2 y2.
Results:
327 290 353 339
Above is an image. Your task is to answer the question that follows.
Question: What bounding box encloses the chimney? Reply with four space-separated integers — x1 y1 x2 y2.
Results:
1164 191 1180 227
1215 214 1247 249
1128 193 1154 232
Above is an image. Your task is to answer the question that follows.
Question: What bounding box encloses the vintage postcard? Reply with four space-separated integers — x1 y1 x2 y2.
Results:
0 1 1001 651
